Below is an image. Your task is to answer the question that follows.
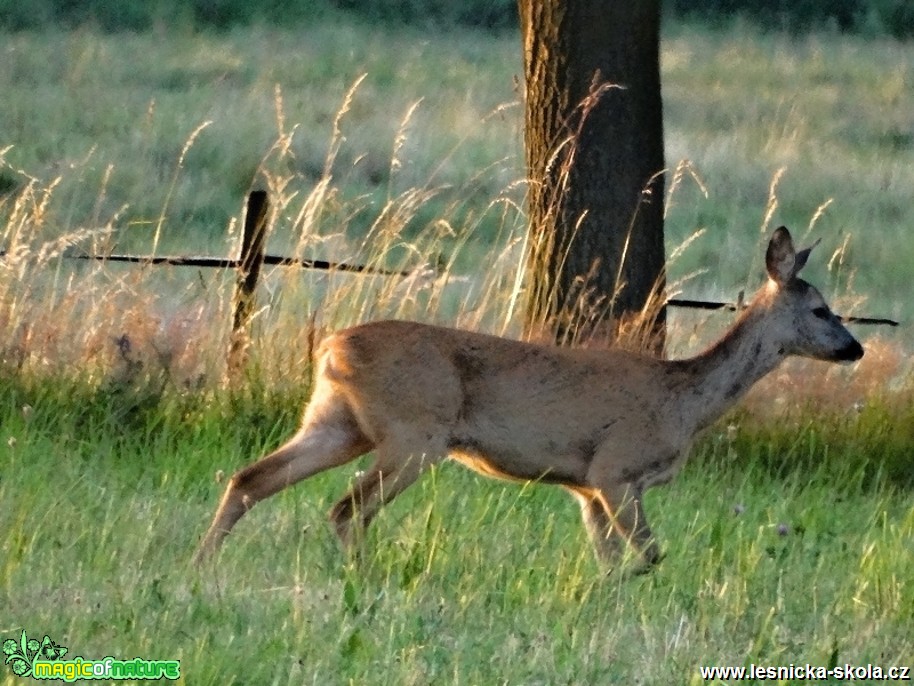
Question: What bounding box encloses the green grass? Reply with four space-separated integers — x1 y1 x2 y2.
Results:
1 18 913 685
2 378 912 685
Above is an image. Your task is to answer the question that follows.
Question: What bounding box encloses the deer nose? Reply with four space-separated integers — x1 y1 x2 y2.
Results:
836 340 864 362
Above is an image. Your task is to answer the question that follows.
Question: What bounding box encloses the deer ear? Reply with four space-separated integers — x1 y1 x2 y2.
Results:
766 226 796 285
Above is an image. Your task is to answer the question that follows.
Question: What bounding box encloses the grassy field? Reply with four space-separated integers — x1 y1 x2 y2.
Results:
2 375 912 684
1 17 913 685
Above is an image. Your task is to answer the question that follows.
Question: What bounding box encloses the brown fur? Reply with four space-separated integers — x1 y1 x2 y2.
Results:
195 227 863 573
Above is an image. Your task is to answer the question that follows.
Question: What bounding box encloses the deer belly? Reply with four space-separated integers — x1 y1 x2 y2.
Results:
445 436 590 487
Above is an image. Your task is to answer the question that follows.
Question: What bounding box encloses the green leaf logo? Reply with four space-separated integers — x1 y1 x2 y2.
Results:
2 630 68 678
2 630 34 678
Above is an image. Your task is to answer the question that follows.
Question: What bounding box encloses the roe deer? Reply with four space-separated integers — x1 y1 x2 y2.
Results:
195 227 863 572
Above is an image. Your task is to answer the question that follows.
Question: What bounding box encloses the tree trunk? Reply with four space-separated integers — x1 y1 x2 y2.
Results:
518 0 666 350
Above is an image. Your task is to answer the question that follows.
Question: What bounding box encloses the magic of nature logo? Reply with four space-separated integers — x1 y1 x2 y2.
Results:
3 630 180 682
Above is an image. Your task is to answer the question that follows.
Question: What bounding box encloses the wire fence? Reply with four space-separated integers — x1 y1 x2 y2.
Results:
2 189 898 373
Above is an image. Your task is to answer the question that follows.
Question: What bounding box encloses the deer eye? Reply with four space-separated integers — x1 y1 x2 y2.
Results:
812 306 830 320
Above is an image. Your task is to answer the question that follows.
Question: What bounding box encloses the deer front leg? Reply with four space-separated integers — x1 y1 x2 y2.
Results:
568 487 627 571
583 477 662 574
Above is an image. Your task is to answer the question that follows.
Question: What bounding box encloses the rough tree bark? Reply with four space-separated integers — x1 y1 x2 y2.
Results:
518 0 666 349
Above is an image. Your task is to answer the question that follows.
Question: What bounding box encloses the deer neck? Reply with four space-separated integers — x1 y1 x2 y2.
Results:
679 303 785 431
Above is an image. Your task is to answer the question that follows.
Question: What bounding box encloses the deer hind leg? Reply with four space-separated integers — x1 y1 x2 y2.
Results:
329 432 445 550
195 399 372 563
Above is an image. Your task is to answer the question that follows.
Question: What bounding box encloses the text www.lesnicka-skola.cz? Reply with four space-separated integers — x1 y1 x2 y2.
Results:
699 663 911 681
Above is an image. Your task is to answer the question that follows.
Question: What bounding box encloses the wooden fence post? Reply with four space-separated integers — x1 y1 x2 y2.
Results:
228 190 269 377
